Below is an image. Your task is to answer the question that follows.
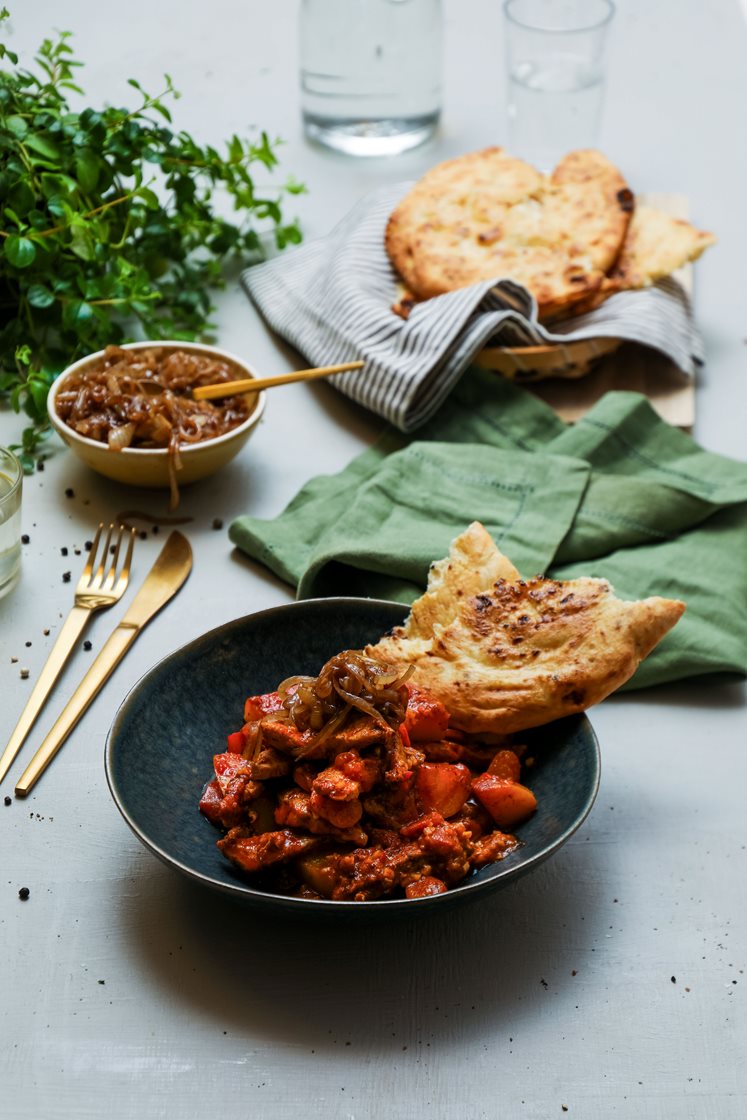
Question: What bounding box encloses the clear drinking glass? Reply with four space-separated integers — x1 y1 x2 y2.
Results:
300 0 443 157
503 0 615 171
0 447 22 599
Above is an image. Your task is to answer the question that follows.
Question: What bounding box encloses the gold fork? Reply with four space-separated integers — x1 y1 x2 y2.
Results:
0 522 135 786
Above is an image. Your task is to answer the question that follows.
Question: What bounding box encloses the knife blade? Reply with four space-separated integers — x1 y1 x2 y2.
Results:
15 531 192 797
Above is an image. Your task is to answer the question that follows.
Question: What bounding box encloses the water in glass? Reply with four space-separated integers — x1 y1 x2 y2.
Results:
300 0 442 157
508 54 605 171
504 0 614 171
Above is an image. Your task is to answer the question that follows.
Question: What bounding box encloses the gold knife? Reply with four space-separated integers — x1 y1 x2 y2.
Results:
15 531 192 797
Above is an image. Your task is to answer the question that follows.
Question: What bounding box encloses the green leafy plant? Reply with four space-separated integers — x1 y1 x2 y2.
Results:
0 9 304 468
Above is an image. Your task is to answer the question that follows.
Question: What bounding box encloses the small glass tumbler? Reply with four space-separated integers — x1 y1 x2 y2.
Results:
300 0 443 157
503 0 615 171
0 446 22 599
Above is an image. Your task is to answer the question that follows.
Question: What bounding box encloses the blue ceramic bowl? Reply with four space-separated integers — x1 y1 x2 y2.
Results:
105 598 600 917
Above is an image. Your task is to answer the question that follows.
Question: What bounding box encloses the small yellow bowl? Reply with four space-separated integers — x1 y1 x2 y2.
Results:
48 341 266 490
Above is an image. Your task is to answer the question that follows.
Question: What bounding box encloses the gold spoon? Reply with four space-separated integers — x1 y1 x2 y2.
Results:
191 360 364 402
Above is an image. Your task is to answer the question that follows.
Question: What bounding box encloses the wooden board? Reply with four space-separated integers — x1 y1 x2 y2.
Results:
523 193 696 429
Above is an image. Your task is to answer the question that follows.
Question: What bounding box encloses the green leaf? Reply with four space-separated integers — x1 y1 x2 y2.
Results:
24 133 63 162
284 176 307 196
7 180 37 217
70 224 96 261
46 195 72 219
62 299 94 328
74 148 99 192
135 186 159 210
27 377 50 417
40 171 78 198
4 235 37 268
27 283 56 309
4 115 29 139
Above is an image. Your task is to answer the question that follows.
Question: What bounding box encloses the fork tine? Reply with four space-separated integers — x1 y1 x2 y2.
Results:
102 525 125 591
80 523 104 585
114 528 136 595
92 524 114 588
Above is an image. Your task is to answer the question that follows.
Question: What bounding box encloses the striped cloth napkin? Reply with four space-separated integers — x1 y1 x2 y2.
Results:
242 183 703 432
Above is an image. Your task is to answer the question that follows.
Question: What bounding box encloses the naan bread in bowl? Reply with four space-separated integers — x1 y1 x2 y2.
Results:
385 147 634 320
565 206 717 315
608 204 716 290
368 523 685 735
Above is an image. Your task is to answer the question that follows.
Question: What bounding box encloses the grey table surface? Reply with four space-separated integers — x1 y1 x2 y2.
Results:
1 2 746 1118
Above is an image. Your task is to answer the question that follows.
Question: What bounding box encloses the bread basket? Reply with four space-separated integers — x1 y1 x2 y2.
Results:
475 336 621 382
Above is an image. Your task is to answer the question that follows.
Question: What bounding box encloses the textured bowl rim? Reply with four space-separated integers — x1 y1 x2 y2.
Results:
105 597 602 915
48 339 266 456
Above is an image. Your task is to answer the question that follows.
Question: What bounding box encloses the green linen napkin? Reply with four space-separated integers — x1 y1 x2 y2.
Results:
230 370 747 688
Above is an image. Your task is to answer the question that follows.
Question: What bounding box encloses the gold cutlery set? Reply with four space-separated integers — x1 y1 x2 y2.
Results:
0 361 364 798
0 526 192 796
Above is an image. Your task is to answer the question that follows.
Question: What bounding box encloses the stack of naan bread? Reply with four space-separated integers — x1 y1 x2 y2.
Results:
385 148 715 321
368 522 685 734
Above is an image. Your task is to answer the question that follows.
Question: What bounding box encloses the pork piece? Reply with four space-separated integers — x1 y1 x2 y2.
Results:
398 812 474 886
333 750 381 792
418 739 465 763
260 718 315 757
382 726 413 783
250 746 291 781
217 827 319 874
213 752 258 797
309 790 363 829
312 765 360 802
199 753 263 829
404 683 450 742
275 788 368 846
419 737 502 769
328 847 397 900
325 716 387 754
470 829 520 867
293 762 318 792
260 713 387 762
362 779 420 831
